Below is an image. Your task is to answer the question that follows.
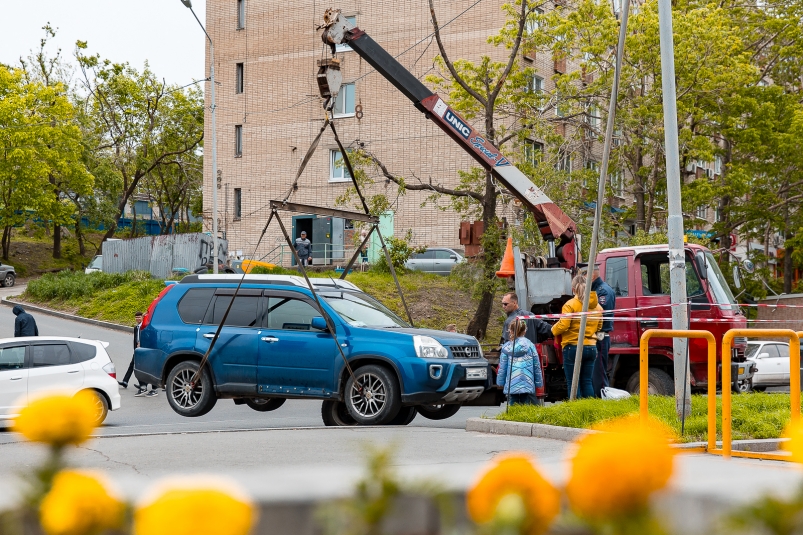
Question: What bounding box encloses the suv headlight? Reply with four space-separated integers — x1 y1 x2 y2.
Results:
413 335 448 359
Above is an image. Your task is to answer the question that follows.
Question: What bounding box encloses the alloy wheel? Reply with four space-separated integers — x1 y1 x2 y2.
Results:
349 372 387 418
171 368 203 409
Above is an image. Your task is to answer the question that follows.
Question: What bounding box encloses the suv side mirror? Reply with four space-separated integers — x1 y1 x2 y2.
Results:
757 352 769 359
311 316 328 331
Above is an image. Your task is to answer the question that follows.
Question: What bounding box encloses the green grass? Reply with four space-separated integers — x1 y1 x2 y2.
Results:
497 394 795 442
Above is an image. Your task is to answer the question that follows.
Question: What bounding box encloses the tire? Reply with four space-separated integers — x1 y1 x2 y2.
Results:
86 390 108 426
344 364 401 425
245 398 286 412
321 400 357 426
753 386 767 392
415 403 461 421
2 273 14 287
625 368 674 396
736 379 752 394
166 361 218 417
384 406 417 426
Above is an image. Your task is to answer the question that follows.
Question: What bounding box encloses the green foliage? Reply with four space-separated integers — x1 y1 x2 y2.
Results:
727 487 803 535
249 265 297 275
371 230 426 274
24 270 152 302
497 393 794 443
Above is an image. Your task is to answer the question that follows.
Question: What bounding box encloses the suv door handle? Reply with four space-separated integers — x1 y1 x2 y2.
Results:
10 376 22 380
203 333 216 339
67 370 80 374
261 336 280 343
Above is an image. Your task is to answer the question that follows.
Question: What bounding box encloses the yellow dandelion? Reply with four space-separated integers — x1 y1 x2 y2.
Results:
567 415 675 520
40 470 124 535
782 420 803 463
467 453 560 535
13 391 99 447
134 476 256 535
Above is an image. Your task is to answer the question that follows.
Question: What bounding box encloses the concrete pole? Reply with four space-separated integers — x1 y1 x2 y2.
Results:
569 0 630 400
657 0 690 417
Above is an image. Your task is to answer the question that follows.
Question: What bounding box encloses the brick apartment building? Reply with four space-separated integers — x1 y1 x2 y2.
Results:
203 0 617 265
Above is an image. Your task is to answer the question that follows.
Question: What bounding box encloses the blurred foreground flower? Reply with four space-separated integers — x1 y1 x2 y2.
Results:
40 470 124 535
567 415 675 521
467 453 560 535
783 420 803 463
134 476 256 535
13 391 99 447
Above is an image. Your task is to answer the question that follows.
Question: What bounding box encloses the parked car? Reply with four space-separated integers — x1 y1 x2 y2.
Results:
85 255 103 274
0 337 120 425
134 274 490 425
745 341 801 391
404 248 466 275
0 264 15 287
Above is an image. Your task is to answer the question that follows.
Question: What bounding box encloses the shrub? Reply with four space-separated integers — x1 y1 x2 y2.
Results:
372 230 425 274
25 270 153 302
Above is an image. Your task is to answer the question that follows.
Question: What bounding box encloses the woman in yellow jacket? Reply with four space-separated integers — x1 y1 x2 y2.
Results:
551 275 604 399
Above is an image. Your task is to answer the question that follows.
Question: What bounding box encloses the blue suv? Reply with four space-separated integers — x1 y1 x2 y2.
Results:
134 274 490 425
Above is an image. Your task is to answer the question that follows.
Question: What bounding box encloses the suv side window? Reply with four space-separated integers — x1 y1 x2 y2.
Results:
32 344 71 367
775 344 790 359
178 288 216 324
207 295 261 328
69 342 97 363
267 297 319 331
0 346 26 370
762 345 780 359
434 250 453 260
605 257 629 297
412 250 435 260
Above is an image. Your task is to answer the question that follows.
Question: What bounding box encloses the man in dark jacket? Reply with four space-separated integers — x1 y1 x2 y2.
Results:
500 292 552 344
12 305 38 337
590 264 616 397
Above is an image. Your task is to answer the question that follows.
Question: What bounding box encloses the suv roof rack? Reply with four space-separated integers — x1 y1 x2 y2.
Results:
178 274 360 291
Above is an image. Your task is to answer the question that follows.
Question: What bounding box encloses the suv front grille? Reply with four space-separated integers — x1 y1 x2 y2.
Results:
450 345 481 359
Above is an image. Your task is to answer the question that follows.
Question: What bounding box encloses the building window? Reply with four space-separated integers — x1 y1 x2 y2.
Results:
714 155 722 175
584 160 599 188
556 152 571 172
333 83 355 117
696 205 707 220
715 205 724 222
586 104 600 131
611 169 625 198
523 139 543 166
527 74 544 94
234 125 242 157
236 63 244 94
335 16 357 52
330 149 352 182
237 0 245 29
234 188 242 219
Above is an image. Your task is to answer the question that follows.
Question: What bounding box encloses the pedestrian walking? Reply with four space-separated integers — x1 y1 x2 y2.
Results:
119 312 143 389
295 231 312 267
551 275 603 399
359 228 369 271
590 264 616 397
497 320 542 406
12 305 38 337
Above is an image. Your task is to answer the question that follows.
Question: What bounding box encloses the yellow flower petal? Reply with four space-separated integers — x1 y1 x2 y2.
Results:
40 470 124 535
13 391 99 447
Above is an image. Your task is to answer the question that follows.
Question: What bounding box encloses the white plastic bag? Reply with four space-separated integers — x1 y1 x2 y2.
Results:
601 386 631 400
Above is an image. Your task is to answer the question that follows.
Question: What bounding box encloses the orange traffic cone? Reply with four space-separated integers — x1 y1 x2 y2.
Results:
496 237 516 278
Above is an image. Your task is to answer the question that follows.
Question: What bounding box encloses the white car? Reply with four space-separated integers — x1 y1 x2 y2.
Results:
85 255 103 274
405 247 466 275
0 337 121 425
745 341 799 391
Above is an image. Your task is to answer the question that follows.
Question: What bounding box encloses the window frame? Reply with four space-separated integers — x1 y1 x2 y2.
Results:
329 149 353 183
235 62 244 94
605 256 629 297
234 125 243 157
610 169 625 198
234 188 242 219
523 139 543 166
332 83 356 118
237 0 245 29
264 293 324 331
30 343 72 368
0 344 27 371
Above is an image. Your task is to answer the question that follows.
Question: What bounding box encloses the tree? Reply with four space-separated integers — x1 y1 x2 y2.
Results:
75 44 204 247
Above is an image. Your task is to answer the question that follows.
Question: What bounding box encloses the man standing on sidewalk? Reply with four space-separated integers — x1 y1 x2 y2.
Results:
590 264 616 396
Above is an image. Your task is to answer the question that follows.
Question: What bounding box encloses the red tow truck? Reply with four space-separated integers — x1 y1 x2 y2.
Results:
319 11 749 402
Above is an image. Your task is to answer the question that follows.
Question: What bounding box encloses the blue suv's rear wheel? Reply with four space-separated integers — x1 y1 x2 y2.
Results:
166 361 217 417
345 365 401 425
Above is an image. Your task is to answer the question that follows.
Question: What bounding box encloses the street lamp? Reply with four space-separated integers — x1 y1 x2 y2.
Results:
181 0 219 274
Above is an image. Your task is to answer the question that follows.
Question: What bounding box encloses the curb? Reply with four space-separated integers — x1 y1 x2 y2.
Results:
1 298 133 333
465 418 786 451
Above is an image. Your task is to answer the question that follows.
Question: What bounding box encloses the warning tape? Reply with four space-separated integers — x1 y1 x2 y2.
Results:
515 313 803 324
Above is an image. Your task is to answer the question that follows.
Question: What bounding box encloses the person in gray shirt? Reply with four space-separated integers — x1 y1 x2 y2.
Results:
295 231 312 266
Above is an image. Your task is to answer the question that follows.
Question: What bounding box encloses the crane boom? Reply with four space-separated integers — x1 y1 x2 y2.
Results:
319 9 576 253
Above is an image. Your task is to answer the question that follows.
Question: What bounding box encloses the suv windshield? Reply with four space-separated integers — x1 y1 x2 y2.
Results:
704 251 738 309
322 291 410 328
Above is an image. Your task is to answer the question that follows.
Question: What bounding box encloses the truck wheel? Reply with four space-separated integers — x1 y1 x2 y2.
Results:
245 398 286 412
625 368 674 396
166 361 217 417
384 406 417 425
345 364 401 425
416 403 461 420
321 400 357 426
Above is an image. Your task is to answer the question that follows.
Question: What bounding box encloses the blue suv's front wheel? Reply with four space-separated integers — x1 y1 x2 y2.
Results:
166 361 218 417
345 365 401 425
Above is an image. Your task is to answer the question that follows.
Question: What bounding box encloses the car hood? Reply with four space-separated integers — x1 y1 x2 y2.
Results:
367 327 478 346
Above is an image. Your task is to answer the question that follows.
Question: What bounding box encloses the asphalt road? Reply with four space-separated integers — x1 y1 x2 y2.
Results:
0 286 502 442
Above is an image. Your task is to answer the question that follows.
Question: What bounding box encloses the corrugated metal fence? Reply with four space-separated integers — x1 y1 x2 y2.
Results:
103 233 228 278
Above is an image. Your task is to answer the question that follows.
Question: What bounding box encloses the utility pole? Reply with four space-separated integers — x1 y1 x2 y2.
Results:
181 0 219 274
657 0 691 417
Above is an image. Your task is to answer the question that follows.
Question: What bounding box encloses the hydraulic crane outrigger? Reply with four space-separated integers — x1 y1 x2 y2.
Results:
318 9 577 269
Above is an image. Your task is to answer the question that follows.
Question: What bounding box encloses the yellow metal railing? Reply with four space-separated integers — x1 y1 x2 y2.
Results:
639 329 716 450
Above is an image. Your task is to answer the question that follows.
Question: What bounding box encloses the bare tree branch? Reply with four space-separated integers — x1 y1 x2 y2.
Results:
365 151 483 201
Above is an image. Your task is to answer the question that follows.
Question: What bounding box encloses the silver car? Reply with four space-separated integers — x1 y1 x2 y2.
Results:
745 341 799 391
405 247 465 275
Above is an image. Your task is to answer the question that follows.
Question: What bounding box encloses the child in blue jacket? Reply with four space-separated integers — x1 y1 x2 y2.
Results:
497 319 543 405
